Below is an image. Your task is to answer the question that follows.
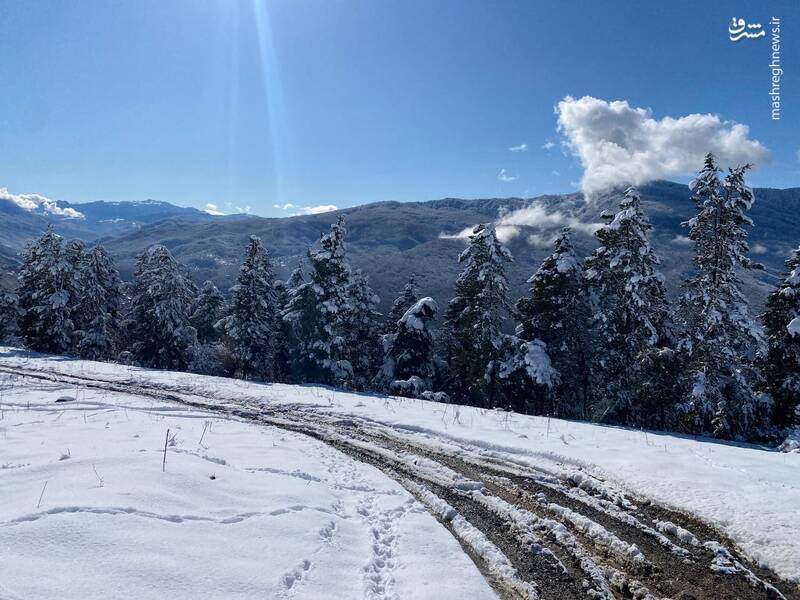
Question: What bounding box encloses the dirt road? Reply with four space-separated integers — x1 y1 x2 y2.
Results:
0 364 794 600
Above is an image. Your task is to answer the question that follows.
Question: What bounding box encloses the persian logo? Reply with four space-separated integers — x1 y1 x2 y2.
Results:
728 17 765 41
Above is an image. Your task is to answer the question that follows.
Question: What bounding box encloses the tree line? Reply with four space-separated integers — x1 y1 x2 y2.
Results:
0 154 797 443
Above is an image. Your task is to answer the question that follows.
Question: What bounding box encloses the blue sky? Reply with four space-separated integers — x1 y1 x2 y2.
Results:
0 0 797 216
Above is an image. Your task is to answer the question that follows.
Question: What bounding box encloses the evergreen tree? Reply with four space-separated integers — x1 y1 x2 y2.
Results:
343 268 382 389
633 347 683 430
220 236 277 380
388 275 418 325
191 280 226 344
186 280 228 376
761 246 800 430
283 217 353 385
17 228 76 354
677 156 766 439
443 223 513 407
279 263 307 383
515 228 591 417
497 337 558 413
376 297 438 396
126 245 197 369
0 290 21 344
584 187 669 423
76 246 123 360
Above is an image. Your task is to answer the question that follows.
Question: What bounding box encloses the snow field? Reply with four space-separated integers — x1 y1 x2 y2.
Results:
0 377 495 600
1 350 799 588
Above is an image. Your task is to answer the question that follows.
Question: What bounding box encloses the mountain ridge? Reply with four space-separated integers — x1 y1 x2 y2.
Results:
2 181 798 311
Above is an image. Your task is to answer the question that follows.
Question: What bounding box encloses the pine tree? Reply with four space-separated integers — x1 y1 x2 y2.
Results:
279 263 307 383
388 275 418 325
584 187 669 424
343 268 382 389
443 223 513 407
187 280 228 376
761 246 800 430
376 297 438 396
271 279 290 382
515 228 591 417
17 228 76 354
126 245 197 369
497 337 558 413
76 246 123 360
220 236 277 380
0 290 21 344
191 280 226 344
677 156 766 439
283 217 353 385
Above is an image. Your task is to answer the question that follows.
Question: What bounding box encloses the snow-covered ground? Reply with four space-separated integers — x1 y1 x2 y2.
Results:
0 361 494 600
2 348 799 594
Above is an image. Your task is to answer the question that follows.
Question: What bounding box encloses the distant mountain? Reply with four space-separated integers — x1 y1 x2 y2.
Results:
97 181 799 311
2 182 797 310
0 197 250 268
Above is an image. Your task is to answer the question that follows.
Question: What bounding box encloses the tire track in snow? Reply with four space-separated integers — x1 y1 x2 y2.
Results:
1 364 794 600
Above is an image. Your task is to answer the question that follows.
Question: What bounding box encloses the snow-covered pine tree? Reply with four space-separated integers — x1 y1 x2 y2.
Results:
191 280 226 344
760 246 800 430
283 217 353 385
285 262 306 293
0 290 21 344
343 268 382 389
60 239 87 349
75 245 123 360
271 278 290 382
497 337 558 414
219 236 277 380
125 245 197 369
583 187 669 424
17 228 76 354
514 228 590 417
187 280 228 376
388 275 418 325
677 156 766 439
443 223 513 407
279 262 307 383
376 297 438 397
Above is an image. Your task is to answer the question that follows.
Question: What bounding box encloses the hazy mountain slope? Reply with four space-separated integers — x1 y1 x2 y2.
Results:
99 182 800 311
0 197 246 268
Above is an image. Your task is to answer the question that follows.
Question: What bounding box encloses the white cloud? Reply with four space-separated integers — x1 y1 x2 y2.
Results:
438 224 522 244
204 203 224 216
542 141 556 150
551 170 560 176
0 187 83 218
439 203 601 247
555 96 769 198
438 226 474 241
495 204 601 242
274 202 295 210
528 233 558 248
509 143 528 152
497 168 518 182
751 242 767 254
297 204 337 215
671 235 693 246
235 205 252 214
